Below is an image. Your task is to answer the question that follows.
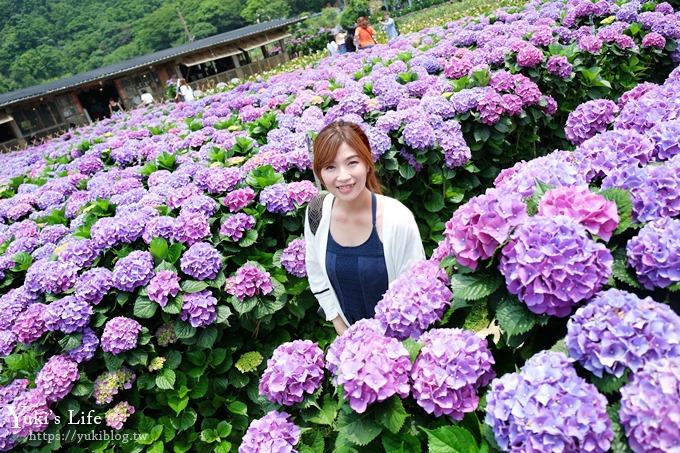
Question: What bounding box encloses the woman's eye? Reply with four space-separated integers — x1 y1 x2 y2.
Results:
325 166 335 171
349 161 358 166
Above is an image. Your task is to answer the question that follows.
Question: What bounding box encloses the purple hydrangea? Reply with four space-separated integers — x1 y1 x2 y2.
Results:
478 90 504 125
485 351 613 452
105 401 135 430
259 339 325 406
326 323 410 413
566 289 680 377
35 354 79 403
8 388 55 437
65 327 99 363
43 260 79 294
0 287 35 331
223 187 256 212
403 120 436 150
499 216 613 317
646 120 680 160
516 44 545 67
286 180 318 206
280 238 306 278
538 186 619 241
239 410 300 453
546 55 573 78
12 303 47 344
641 31 666 48
574 129 654 182
626 217 680 289
0 330 15 357
180 242 222 280
44 296 93 334
220 213 256 241
93 367 136 405
112 250 154 292
194 167 242 194
565 99 619 145
101 317 142 355
578 35 603 53
75 267 113 304
411 328 495 419
259 183 295 214
180 194 217 217
325 319 384 375
619 358 680 453
173 212 211 246
147 271 181 307
142 216 176 244
444 188 528 270
180 289 218 328
437 120 471 168
225 263 274 301
375 260 452 340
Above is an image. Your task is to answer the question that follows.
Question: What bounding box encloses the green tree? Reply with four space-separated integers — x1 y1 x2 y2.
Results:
9 44 69 87
241 0 291 23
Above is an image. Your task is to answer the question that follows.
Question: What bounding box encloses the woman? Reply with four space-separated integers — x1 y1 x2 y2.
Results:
355 17 377 50
304 121 425 335
381 11 399 41
175 78 195 102
108 99 124 116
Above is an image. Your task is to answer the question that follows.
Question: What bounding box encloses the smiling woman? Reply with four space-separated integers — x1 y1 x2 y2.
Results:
304 121 425 335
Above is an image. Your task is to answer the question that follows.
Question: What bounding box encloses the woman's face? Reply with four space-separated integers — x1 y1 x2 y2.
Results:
320 142 368 201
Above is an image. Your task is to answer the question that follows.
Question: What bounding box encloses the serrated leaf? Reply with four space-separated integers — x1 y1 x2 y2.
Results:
173 321 196 339
599 188 633 235
180 280 209 293
196 326 218 349
375 397 408 434
450 273 502 301
239 229 258 247
168 395 189 416
422 426 479 453
495 296 541 337
306 396 338 426
156 369 176 390
155 260 177 272
150 237 169 261
607 403 634 453
337 411 382 447
611 255 642 289
549 338 568 354
402 338 423 363
134 296 158 319
590 370 629 395
235 351 263 373
59 332 83 351
226 400 248 416
424 191 444 212
167 243 185 264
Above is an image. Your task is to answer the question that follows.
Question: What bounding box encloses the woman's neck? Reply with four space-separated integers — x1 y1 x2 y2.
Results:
333 187 371 215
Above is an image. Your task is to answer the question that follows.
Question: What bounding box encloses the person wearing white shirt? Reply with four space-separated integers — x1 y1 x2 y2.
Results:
175 78 195 102
140 91 154 105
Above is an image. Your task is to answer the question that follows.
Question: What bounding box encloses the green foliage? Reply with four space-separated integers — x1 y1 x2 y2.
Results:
495 296 545 338
422 425 482 453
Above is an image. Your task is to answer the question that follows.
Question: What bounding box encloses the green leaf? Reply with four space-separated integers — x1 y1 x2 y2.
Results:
382 432 421 453
376 397 408 434
196 326 218 349
607 403 634 453
402 338 423 364
495 296 541 337
167 243 185 264
150 237 169 261
611 254 642 289
306 396 338 426
425 191 445 213
156 369 176 390
226 400 248 416
337 411 383 447
450 273 502 301
239 228 258 247
599 188 633 235
11 252 33 272
180 280 209 293
399 163 417 180
134 296 158 319
59 332 83 351
590 370 629 395
216 305 232 325
173 321 196 340
422 426 479 453
235 351 263 373
171 408 197 432
168 395 189 415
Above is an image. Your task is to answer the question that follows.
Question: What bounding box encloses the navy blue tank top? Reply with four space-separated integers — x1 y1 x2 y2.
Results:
325 192 389 325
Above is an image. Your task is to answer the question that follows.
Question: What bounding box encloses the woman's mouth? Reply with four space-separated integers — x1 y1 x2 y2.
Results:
337 183 355 194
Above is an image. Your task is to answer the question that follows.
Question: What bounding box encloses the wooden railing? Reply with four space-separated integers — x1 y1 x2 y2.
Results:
189 53 288 90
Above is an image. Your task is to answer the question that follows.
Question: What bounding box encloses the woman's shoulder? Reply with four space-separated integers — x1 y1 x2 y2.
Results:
376 194 416 220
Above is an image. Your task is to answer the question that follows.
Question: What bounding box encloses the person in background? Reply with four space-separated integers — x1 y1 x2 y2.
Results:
175 78 195 102
355 17 377 50
326 36 338 56
335 30 347 54
344 26 357 52
140 90 155 105
304 121 425 335
381 11 399 41
108 99 124 116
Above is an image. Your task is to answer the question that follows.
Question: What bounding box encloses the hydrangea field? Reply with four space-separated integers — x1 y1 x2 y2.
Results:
1 0 680 451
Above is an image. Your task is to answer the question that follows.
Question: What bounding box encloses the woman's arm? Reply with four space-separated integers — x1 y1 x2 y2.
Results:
397 209 426 275
304 207 339 321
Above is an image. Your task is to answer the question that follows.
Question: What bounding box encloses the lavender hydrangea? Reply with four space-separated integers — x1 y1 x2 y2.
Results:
280 238 306 278
8 388 55 437
259 340 325 406
411 328 495 419
172 211 210 246
43 296 93 334
180 289 218 328
375 260 452 340
325 318 384 375
0 330 15 357
12 303 47 344
619 358 680 453
65 327 99 363
499 216 613 317
403 120 436 150
147 271 181 307
239 410 300 453
220 213 256 241
35 354 79 403
641 31 666 48
259 183 295 213
566 289 680 377
112 250 154 292
626 217 680 289
444 188 528 270
180 242 222 280
546 55 573 78
646 119 680 160
485 351 613 452
326 324 410 413
101 317 142 355
565 99 619 145
516 44 545 67
105 401 135 430
437 120 471 168
225 263 274 301
75 267 113 304
574 129 654 182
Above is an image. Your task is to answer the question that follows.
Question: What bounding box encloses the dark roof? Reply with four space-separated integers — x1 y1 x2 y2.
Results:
0 16 304 108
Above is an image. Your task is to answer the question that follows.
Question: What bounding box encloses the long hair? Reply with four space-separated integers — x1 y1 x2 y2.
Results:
313 121 382 194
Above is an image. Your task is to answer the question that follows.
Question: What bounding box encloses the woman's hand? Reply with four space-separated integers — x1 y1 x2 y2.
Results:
332 316 348 335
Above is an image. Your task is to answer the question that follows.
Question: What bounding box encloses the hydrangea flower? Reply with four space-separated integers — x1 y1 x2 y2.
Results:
65 327 99 364
101 317 142 355
93 367 136 405
516 44 545 67
375 260 452 340
326 324 410 413
173 211 211 246
112 250 154 292
485 351 613 452
75 267 113 304
619 358 680 453
147 271 181 307
220 213 256 241
444 188 527 270
574 129 654 182
259 340 325 406
43 296 93 334
538 186 619 241
105 401 135 430
403 120 436 150
646 119 680 160
223 187 256 212
35 354 79 403
626 217 680 289
546 55 573 78
566 289 680 377
259 183 295 213
12 303 47 344
437 120 471 168
411 329 495 419
180 242 222 280
565 99 619 145
641 31 666 48
239 410 300 453
180 289 218 328
499 216 612 317
225 263 274 301
280 238 306 278
325 318 384 375
8 388 55 437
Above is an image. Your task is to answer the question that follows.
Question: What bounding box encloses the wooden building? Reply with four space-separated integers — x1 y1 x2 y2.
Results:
0 17 303 150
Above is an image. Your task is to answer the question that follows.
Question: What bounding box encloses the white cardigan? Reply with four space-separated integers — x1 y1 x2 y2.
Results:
304 193 426 325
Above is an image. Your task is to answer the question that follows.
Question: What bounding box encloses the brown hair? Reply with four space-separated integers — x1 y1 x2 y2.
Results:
313 121 382 194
